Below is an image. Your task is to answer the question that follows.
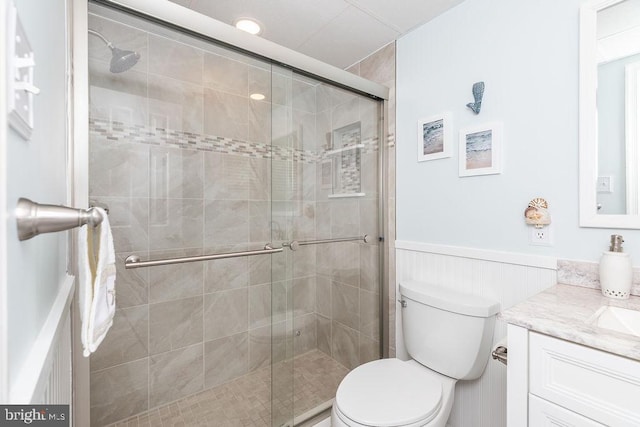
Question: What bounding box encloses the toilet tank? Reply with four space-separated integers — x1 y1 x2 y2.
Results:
399 281 500 380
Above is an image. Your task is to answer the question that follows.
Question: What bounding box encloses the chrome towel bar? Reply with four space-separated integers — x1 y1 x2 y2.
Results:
283 234 371 251
16 197 105 241
124 244 283 269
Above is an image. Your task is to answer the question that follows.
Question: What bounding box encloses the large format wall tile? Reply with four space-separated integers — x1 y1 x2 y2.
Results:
90 359 148 426
149 146 204 200
204 288 248 340
148 75 204 134
248 325 271 372
359 289 379 340
203 88 248 141
149 344 204 408
332 282 359 330
332 321 359 370
249 201 271 244
293 313 317 356
293 277 315 317
293 245 317 279
315 276 331 318
249 99 271 144
149 253 203 303
149 296 203 355
249 66 272 102
148 198 203 251
114 252 148 308
292 78 316 114
204 200 249 246
203 53 249 96
249 282 286 330
359 333 379 365
204 248 249 292
89 65 148 127
330 199 359 238
359 244 379 293
148 34 203 84
89 139 149 198
204 152 249 201
91 306 148 372
316 315 332 356
204 332 248 388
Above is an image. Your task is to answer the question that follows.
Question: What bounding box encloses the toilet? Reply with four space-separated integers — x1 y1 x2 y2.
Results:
332 281 500 427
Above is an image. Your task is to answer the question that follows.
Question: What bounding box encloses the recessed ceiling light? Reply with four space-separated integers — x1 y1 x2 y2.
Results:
234 18 262 35
250 93 266 101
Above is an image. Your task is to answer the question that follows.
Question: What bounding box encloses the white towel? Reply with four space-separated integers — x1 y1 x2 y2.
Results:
77 207 116 357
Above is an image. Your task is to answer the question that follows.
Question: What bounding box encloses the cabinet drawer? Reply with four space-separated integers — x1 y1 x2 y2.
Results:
530 332 640 427
529 394 603 426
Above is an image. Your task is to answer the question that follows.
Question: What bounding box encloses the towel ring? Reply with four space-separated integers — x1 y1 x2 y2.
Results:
16 197 107 241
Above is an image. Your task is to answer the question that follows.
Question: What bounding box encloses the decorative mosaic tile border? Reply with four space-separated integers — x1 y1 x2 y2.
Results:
89 118 379 163
557 259 640 297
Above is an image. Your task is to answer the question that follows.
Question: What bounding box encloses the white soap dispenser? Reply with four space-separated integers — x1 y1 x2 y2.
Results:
599 234 633 299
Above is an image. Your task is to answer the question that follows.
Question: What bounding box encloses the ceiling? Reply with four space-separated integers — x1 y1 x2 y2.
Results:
169 0 465 69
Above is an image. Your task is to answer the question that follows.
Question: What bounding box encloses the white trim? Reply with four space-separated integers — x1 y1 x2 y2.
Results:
9 274 75 403
507 324 529 427
395 240 557 270
579 0 640 228
0 0 9 404
104 0 389 100
625 61 640 215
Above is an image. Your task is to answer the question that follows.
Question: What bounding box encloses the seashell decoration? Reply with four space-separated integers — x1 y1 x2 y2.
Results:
524 198 551 228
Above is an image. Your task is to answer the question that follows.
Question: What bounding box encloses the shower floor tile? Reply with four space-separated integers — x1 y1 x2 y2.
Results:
109 350 349 427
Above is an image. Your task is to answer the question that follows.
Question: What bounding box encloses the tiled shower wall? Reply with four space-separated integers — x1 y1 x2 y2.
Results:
88 9 384 426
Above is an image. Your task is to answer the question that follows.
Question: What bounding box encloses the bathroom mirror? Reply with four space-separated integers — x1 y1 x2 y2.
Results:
580 0 640 228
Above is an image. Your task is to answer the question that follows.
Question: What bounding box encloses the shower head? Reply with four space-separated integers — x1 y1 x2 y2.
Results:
89 29 141 73
109 47 141 73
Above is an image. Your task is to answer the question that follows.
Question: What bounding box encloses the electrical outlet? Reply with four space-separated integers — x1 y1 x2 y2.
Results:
529 226 553 246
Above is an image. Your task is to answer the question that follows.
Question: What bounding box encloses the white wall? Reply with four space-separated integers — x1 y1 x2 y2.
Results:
397 0 640 263
6 0 69 390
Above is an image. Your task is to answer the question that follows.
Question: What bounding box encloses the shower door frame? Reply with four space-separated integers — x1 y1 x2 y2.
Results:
71 1 390 424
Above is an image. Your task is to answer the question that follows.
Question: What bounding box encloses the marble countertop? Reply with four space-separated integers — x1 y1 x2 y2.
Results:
500 284 640 361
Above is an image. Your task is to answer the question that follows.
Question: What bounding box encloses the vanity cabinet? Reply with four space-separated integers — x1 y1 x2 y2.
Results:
507 325 640 426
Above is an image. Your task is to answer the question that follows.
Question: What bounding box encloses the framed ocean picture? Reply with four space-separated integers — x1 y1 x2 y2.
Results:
459 122 503 177
417 113 452 162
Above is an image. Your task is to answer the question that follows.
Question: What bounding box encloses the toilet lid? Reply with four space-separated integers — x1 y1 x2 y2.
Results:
335 359 443 427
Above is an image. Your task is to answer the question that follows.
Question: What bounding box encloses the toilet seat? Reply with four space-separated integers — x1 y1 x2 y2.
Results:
334 359 444 427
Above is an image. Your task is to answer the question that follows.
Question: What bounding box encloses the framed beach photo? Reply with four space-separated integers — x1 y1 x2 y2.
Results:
417 113 452 162
459 122 503 177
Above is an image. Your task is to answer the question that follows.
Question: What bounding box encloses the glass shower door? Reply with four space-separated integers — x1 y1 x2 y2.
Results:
270 67 383 426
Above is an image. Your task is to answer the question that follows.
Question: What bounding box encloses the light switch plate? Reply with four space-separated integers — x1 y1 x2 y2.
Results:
597 176 613 193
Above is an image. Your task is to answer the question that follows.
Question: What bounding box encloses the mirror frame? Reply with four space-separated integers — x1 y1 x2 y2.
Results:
579 0 640 228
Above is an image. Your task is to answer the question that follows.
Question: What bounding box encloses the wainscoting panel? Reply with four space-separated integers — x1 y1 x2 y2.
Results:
395 241 557 427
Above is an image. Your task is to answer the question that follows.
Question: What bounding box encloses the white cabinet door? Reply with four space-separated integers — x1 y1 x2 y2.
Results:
530 332 640 427
1 0 74 404
529 395 604 426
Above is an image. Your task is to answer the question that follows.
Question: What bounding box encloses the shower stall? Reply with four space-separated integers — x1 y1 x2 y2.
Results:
86 2 386 426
